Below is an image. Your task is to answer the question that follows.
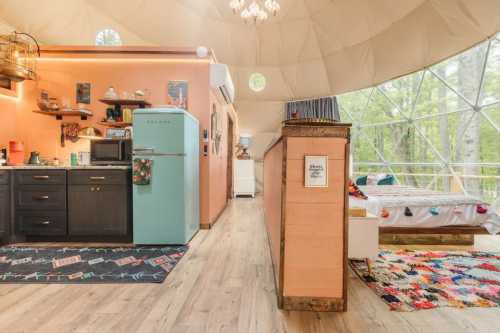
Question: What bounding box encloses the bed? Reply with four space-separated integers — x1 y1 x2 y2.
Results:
349 185 500 244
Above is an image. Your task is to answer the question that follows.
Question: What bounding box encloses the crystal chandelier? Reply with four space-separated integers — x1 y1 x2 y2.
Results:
229 0 280 23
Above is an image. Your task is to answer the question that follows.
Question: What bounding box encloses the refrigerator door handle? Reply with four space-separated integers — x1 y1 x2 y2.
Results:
133 152 186 157
133 147 155 152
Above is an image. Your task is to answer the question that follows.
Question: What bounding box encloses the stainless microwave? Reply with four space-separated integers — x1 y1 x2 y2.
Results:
90 139 132 165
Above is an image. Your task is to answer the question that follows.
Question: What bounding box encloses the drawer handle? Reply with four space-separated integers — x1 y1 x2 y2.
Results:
37 221 51 226
89 176 106 180
33 195 49 200
32 175 50 180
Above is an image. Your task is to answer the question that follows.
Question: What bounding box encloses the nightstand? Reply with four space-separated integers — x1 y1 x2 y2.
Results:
348 213 379 274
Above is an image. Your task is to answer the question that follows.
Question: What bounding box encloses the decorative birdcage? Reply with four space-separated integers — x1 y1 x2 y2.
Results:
0 31 39 82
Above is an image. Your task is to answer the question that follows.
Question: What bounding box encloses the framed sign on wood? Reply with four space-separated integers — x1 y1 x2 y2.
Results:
304 155 328 187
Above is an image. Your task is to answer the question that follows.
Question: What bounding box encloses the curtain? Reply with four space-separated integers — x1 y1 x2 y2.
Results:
284 96 340 123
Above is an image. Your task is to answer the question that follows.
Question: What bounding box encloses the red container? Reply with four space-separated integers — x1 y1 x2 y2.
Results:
8 141 24 166
9 141 24 152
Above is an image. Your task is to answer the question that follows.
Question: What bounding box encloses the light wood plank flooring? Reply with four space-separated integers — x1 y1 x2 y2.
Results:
1 197 499 333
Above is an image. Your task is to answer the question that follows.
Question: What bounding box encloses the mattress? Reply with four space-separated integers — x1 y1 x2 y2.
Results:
349 185 500 234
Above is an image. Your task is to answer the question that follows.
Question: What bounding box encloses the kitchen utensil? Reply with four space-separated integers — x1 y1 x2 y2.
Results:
60 124 65 147
78 151 91 166
63 123 81 142
28 151 41 165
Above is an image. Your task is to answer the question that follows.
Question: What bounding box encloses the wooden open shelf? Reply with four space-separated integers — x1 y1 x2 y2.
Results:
99 121 132 128
33 110 93 120
99 99 151 107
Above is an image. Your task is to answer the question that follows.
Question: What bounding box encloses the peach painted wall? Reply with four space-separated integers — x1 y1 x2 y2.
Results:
0 97 18 148
0 47 233 226
208 91 229 224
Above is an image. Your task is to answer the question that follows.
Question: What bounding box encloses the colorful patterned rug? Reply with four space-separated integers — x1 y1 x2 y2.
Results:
350 250 500 311
0 246 188 283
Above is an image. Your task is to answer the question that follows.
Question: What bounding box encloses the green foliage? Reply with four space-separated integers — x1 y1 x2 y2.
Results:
339 36 500 205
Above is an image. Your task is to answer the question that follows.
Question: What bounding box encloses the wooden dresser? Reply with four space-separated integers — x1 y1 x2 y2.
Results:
263 123 351 312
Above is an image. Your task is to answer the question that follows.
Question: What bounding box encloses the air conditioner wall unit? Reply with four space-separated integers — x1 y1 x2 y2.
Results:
210 63 235 104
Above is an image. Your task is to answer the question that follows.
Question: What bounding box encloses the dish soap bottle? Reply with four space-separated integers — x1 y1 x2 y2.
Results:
122 108 132 123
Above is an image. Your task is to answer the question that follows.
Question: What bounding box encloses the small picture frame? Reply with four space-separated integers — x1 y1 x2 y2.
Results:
167 80 188 110
304 155 328 188
76 83 91 104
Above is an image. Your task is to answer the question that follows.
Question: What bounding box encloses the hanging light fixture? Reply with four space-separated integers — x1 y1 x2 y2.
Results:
229 0 246 13
0 31 39 82
230 0 280 24
264 0 280 16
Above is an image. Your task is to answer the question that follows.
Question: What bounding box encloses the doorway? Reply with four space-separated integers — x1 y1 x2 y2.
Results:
227 116 234 201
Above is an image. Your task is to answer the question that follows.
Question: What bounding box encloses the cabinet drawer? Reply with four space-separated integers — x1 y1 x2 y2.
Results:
0 170 9 185
69 170 130 185
16 211 67 236
15 170 66 185
15 185 66 210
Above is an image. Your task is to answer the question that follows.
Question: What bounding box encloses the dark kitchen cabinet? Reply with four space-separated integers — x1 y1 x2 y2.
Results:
14 170 67 236
68 170 130 236
0 186 9 238
0 170 10 244
16 210 67 236
3 168 131 242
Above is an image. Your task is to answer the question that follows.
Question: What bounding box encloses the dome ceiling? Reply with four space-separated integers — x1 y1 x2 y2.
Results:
1 0 500 131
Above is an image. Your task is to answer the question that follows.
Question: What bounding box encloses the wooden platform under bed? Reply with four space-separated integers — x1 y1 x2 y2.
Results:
379 226 490 245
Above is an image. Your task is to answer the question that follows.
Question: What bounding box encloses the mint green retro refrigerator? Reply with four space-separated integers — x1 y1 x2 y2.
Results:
132 108 199 245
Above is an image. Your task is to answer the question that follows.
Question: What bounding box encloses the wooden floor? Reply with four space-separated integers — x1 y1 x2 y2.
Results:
1 197 499 333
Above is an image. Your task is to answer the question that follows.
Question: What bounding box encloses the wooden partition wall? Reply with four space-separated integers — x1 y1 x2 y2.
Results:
263 124 351 312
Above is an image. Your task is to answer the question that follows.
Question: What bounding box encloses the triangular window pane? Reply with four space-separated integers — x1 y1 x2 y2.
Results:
413 110 473 164
378 71 423 115
363 123 416 163
351 127 383 163
413 70 471 120
337 88 372 122
479 38 500 106
361 88 408 125
451 111 499 164
481 104 500 130
430 42 488 106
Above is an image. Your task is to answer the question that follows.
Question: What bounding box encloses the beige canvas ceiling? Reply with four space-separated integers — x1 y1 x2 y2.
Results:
1 0 500 133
